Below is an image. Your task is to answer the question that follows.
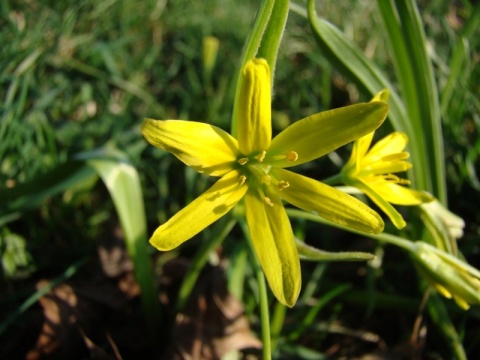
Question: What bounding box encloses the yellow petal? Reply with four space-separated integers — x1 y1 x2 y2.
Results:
363 132 408 163
142 119 240 176
244 188 301 307
237 59 272 155
356 132 375 161
374 181 434 205
273 169 384 234
149 170 248 251
354 178 407 229
370 89 390 103
365 159 412 175
269 102 389 168
344 132 374 171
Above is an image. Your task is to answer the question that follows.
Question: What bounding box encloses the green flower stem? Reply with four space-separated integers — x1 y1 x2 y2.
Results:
321 173 343 186
176 217 237 312
238 218 272 360
270 301 286 352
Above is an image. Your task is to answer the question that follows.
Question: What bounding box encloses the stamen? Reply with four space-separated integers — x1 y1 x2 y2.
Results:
256 150 266 162
270 151 299 162
237 157 249 165
238 175 247 186
257 186 274 207
277 180 290 191
384 174 410 185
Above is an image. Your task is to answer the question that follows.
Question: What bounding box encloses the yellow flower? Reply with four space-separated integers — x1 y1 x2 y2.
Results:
142 59 389 306
340 91 433 229
411 242 480 310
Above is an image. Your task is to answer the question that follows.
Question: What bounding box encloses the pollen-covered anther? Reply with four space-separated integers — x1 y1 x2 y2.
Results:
256 150 267 162
237 157 249 165
238 175 247 186
286 151 298 162
277 180 290 191
264 196 274 207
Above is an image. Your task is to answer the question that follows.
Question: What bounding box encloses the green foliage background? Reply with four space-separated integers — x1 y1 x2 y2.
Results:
1 0 479 358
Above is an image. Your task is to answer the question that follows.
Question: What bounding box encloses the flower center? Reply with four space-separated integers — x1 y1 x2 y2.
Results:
237 150 298 206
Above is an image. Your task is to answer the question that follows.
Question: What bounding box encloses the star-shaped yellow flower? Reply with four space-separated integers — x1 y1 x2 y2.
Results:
142 58 389 306
340 92 433 229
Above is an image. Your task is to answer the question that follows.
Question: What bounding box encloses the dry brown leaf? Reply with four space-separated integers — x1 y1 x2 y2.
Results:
162 265 261 360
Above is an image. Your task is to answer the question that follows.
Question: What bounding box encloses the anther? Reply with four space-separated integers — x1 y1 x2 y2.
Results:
237 157 249 165
277 181 290 191
256 150 266 162
264 196 274 207
238 175 247 186
286 151 298 162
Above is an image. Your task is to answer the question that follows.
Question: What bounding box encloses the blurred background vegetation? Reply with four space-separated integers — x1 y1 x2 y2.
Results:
1 0 479 358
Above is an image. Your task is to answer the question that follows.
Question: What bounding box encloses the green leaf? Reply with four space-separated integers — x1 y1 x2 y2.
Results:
0 161 96 223
376 0 445 202
296 238 375 262
79 146 160 339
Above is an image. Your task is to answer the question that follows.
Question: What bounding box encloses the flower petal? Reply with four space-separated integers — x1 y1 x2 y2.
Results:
269 102 389 168
149 170 248 251
244 188 300 307
237 59 272 155
365 159 412 175
354 178 406 229
273 169 384 234
363 132 408 163
142 119 240 176
374 180 434 205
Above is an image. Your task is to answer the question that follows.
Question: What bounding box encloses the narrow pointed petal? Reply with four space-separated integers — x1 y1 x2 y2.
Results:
364 132 408 162
273 169 384 234
237 59 272 155
149 170 247 251
355 132 375 161
347 132 374 173
370 89 390 103
142 119 240 176
375 181 434 205
355 178 406 229
366 160 412 174
269 102 389 168
244 189 301 307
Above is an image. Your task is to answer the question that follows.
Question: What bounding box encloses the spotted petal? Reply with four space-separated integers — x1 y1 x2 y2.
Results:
273 169 384 234
244 188 301 307
269 102 389 168
149 170 248 251
142 119 240 176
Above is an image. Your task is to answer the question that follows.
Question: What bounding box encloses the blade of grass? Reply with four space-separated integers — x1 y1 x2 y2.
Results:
306 0 424 190
377 0 446 202
0 257 88 336
81 147 160 342
175 217 237 312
